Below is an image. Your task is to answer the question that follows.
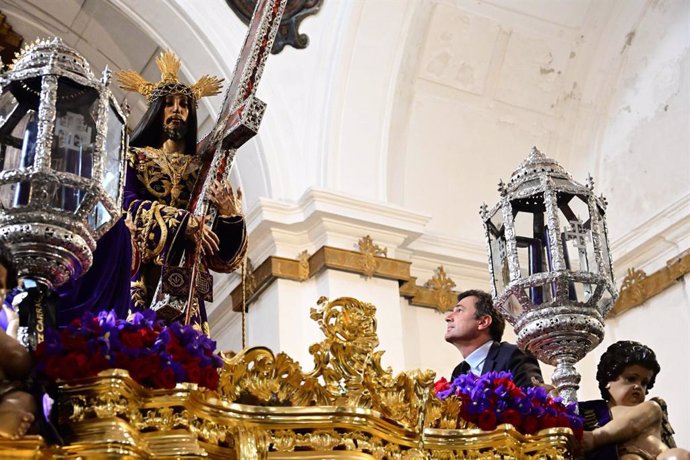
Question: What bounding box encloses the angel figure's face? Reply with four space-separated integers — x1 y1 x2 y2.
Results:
607 364 653 407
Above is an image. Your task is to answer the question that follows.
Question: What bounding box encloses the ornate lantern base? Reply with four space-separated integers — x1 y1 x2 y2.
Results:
512 302 605 403
0 222 94 289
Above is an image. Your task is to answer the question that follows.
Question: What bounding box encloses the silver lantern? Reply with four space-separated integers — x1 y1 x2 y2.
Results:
0 38 127 291
480 147 617 403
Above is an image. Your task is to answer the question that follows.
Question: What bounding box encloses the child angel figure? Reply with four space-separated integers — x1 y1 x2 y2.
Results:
582 340 689 460
0 304 35 439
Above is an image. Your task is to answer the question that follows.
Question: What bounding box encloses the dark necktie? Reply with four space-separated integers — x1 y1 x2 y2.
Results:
453 361 471 379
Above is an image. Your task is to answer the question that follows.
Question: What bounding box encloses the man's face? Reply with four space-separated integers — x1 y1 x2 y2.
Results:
607 364 653 407
444 296 486 344
162 94 190 141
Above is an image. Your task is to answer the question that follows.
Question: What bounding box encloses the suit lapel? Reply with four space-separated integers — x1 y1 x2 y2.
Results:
481 342 500 375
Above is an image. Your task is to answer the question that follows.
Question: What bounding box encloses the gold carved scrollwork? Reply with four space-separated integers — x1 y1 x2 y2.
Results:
270 429 425 458
218 297 435 430
358 235 388 278
10 296 578 458
424 266 457 313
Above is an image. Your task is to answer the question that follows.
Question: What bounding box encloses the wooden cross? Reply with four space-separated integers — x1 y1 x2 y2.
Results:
191 0 287 215
151 0 287 321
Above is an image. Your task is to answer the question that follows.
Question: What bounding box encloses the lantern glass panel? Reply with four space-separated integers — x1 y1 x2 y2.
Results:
600 284 614 312
488 210 508 294
46 183 87 213
50 83 99 180
0 181 31 209
555 193 597 302
556 194 597 273
87 200 111 230
1 109 39 171
511 194 553 305
0 91 19 126
103 103 124 201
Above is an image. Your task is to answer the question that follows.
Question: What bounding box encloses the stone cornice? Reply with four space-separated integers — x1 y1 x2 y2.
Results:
228 243 462 314
610 248 690 317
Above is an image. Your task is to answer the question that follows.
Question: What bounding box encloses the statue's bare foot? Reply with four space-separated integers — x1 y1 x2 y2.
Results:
0 409 34 439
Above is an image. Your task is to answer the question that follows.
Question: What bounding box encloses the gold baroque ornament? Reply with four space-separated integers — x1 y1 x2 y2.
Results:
620 267 648 305
297 250 310 281
5 297 578 458
218 296 435 430
424 266 457 313
243 257 258 297
358 235 388 277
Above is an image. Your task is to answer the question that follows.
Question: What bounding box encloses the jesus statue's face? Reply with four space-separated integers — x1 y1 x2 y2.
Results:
161 94 189 141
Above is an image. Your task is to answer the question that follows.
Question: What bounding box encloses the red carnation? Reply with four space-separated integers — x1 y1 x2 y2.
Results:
152 367 176 389
541 414 561 429
499 409 521 430
433 377 451 395
184 364 201 384
87 352 110 375
166 337 187 360
44 356 63 380
61 353 89 379
523 415 539 434
200 366 219 391
120 330 144 349
137 327 158 347
128 353 160 382
478 411 498 431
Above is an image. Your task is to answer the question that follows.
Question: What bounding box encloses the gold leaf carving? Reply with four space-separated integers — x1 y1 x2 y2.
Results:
612 250 690 317
620 267 648 304
217 296 435 430
357 235 388 277
297 250 310 281
424 266 457 313
244 258 257 297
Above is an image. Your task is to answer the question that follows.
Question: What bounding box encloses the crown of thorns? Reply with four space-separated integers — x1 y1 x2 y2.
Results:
116 50 223 106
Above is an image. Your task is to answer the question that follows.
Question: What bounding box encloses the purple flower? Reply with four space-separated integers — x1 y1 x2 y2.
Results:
435 370 585 436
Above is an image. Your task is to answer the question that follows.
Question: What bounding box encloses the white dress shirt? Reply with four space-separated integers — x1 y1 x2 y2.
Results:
463 339 495 376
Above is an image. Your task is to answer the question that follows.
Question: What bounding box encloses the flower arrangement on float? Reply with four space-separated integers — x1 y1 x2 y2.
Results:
34 310 223 390
433 371 584 438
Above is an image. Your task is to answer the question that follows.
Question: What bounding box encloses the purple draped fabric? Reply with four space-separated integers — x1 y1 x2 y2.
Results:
53 218 134 325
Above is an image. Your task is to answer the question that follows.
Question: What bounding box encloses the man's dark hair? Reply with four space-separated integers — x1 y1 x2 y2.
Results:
596 340 660 401
457 289 505 342
129 95 198 156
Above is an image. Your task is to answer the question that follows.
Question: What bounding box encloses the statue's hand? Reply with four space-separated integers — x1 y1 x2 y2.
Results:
185 215 220 255
208 179 242 217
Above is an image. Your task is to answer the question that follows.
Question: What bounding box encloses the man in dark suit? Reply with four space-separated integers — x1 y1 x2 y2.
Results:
445 289 543 388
